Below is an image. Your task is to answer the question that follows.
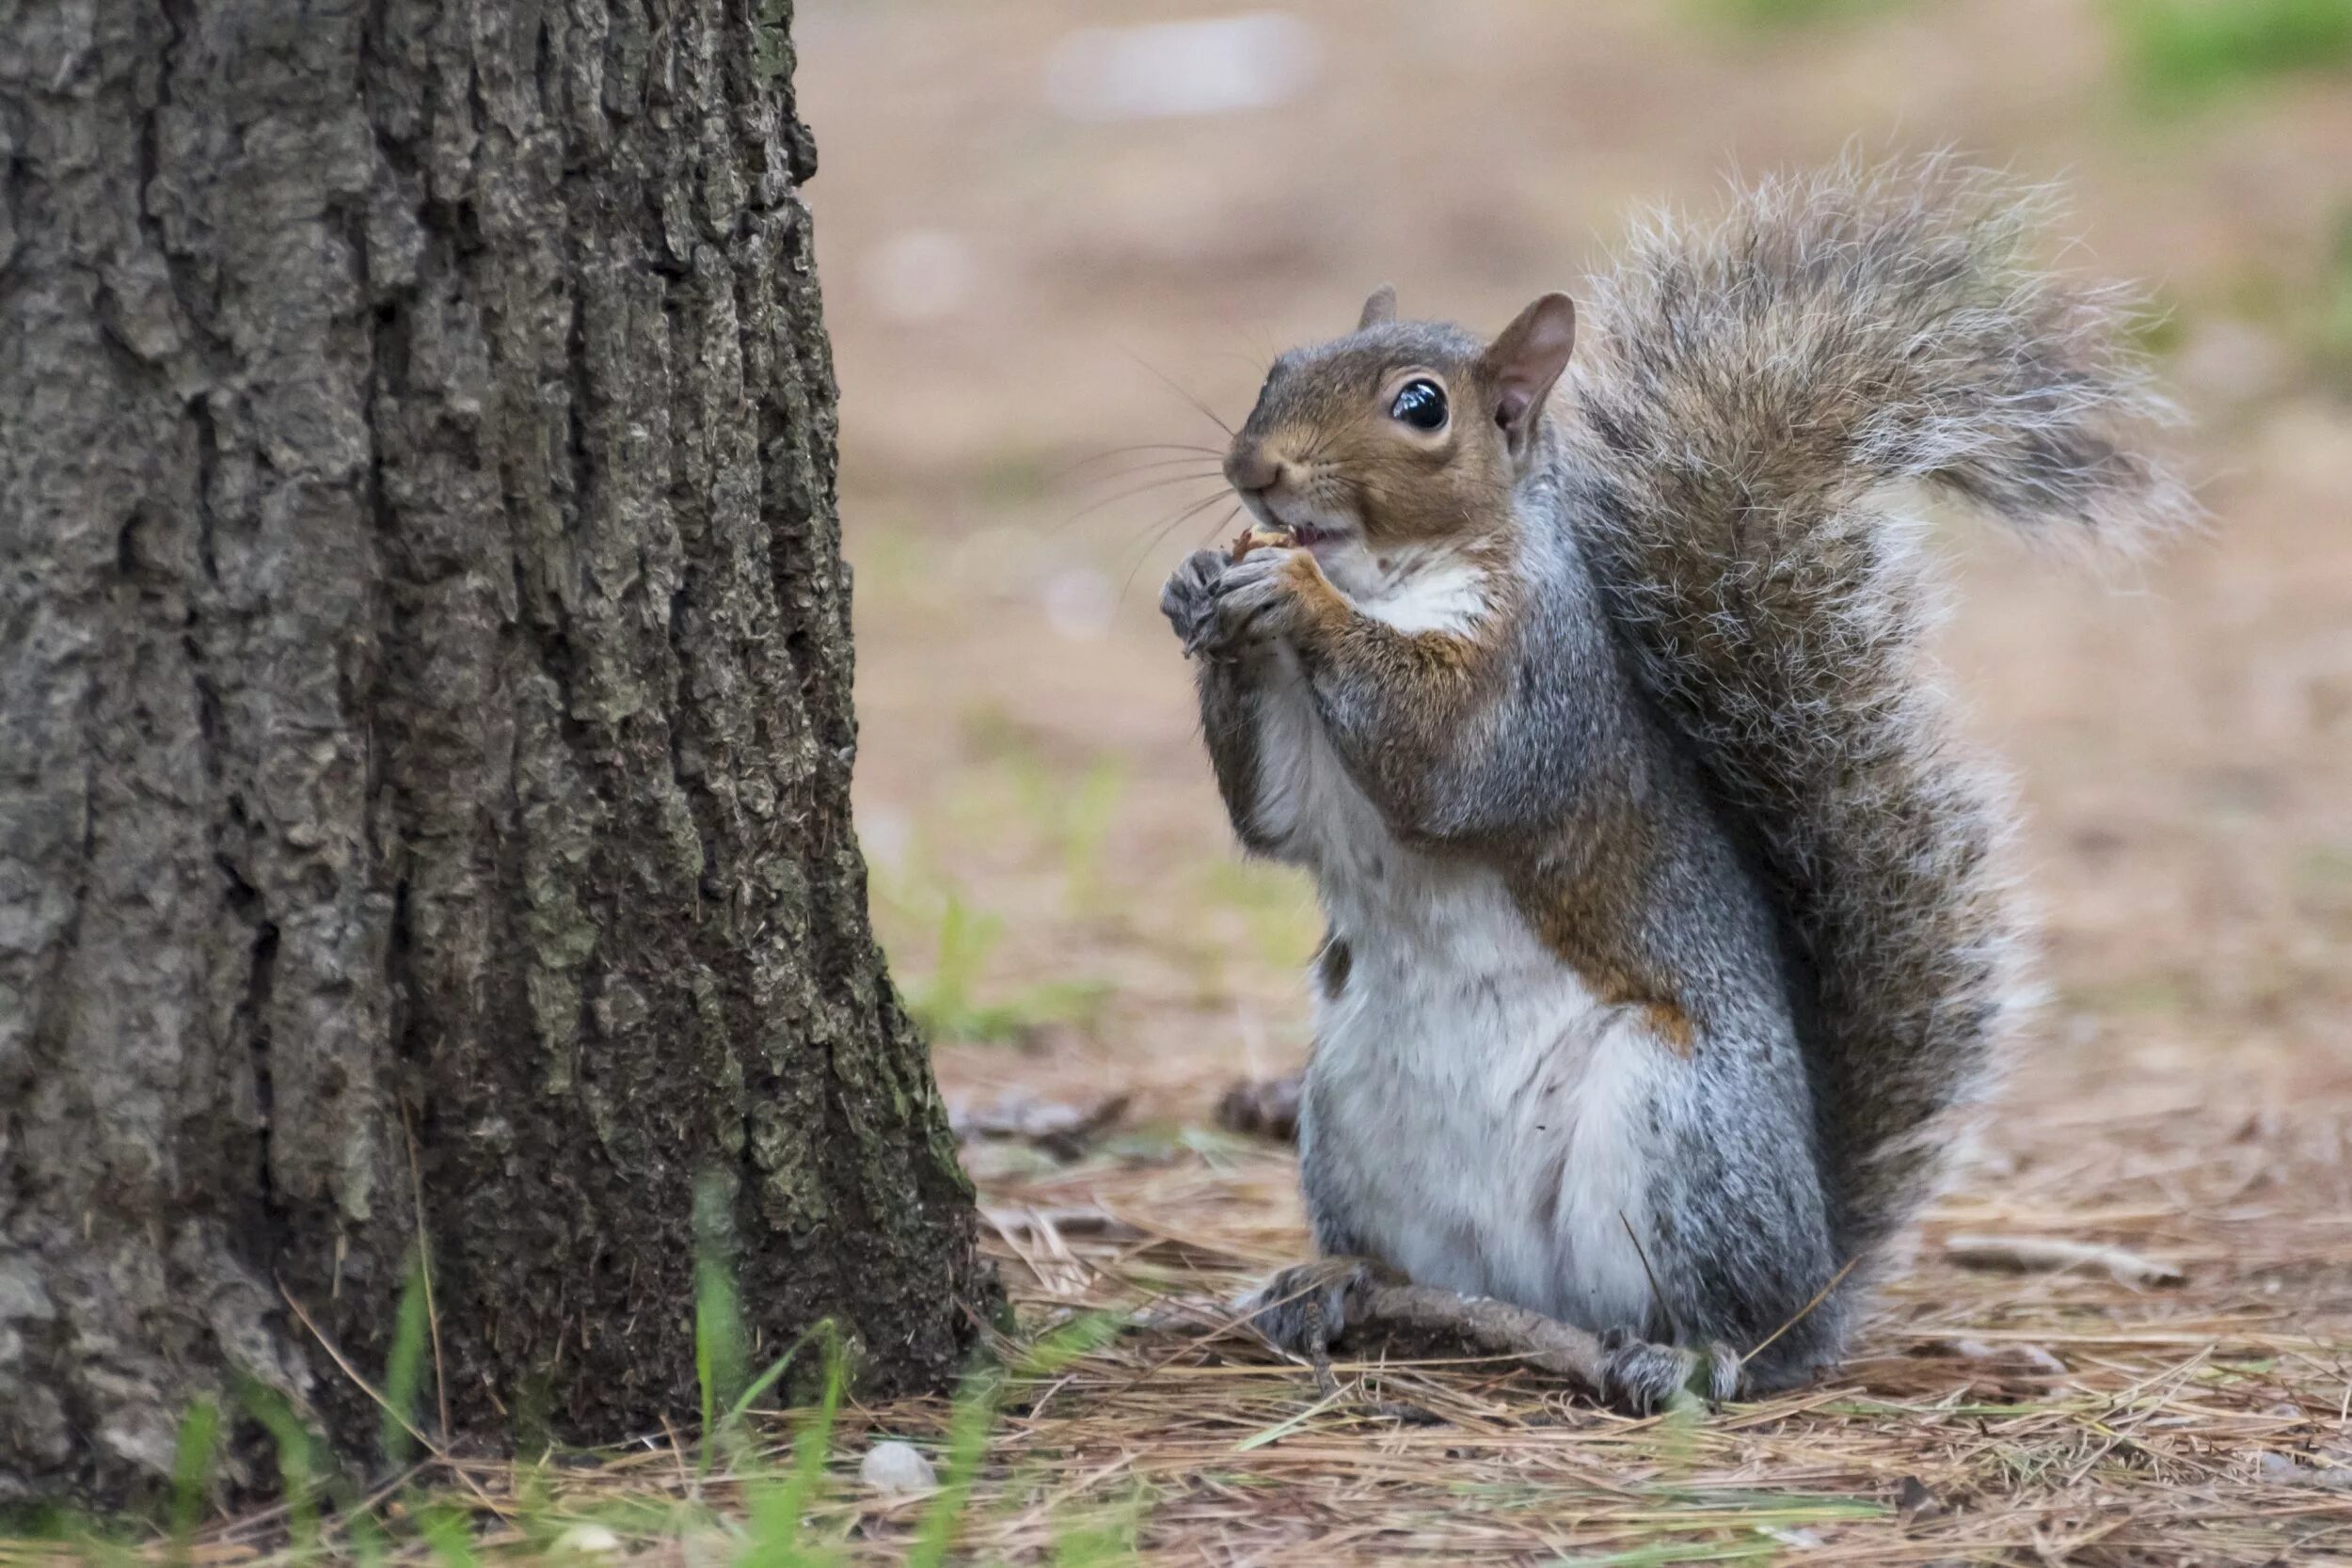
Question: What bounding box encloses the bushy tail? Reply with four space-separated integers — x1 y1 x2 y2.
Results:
1564 156 2192 1272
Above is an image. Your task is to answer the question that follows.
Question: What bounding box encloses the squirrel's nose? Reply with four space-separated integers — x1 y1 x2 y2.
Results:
1225 444 1282 495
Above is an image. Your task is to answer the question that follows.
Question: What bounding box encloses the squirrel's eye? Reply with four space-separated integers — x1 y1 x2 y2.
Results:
1389 378 1447 432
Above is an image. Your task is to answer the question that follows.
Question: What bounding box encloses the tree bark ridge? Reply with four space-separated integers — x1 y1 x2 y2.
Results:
0 0 987 1506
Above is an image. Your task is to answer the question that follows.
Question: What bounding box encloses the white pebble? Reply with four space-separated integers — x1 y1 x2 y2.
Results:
553 1523 622 1554
860 1439 938 1496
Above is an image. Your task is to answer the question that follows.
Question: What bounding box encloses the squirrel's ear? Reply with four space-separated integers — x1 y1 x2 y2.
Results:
1357 283 1398 331
1479 293 1576 455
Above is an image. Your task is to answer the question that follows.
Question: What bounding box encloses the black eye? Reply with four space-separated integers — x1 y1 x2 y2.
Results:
1389 378 1447 431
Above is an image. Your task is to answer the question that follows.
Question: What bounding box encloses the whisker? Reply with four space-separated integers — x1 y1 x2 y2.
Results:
1051 472 1229 537
1118 490 1240 603
1194 502 1243 552
1136 486 1241 555
1062 455 1227 491
1047 442 1227 484
1211 308 1278 370
1124 350 1234 437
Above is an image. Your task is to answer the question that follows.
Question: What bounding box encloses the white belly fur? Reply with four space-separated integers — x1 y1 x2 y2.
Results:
1253 649 1666 1333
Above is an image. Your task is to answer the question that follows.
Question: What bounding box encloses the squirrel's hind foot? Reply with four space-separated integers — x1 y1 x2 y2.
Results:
1243 1256 1398 1363
1245 1263 1741 1415
1597 1328 1741 1414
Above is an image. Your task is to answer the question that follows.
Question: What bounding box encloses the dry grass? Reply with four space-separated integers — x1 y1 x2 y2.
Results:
78 1063 2352 1565
881 1053 2352 1565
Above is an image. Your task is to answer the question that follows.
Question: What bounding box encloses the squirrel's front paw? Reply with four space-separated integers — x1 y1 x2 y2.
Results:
1597 1328 1741 1415
1159 548 1227 655
1243 1257 1391 1359
1167 547 1320 658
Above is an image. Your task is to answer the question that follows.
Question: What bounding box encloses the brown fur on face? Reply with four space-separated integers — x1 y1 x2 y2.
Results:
1222 293 1575 553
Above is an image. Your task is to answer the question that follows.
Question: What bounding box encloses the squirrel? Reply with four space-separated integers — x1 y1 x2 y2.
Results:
1159 158 2189 1411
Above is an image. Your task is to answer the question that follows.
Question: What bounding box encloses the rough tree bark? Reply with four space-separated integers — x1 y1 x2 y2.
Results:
0 0 991 1507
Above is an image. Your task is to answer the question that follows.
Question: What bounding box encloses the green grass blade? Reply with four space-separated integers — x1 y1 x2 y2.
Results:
1231 1391 1342 1453
167 1396 221 1560
905 1371 999 1568
416 1502 481 1568
694 1169 749 1466
739 1327 849 1568
234 1378 321 1564
381 1255 433 1468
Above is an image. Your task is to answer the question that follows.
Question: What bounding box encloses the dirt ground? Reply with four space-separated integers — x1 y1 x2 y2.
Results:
797 1 2352 1560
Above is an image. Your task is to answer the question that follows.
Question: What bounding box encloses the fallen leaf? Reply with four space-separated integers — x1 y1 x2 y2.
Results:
1943 1233 2185 1286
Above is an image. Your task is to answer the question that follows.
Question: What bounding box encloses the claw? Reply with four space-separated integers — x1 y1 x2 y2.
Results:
1160 547 1230 655
1597 1334 1742 1415
1243 1257 1386 1361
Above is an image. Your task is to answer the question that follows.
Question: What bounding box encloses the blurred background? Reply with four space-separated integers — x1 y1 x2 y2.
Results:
793 0 2352 1142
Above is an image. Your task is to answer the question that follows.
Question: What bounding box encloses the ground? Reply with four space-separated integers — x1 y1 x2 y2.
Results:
817 0 2352 1560
42 0 2352 1562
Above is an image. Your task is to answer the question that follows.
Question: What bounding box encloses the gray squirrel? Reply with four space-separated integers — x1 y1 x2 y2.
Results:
1159 159 2190 1411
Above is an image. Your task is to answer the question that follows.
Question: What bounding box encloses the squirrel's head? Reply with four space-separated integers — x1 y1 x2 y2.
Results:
1223 287 1577 564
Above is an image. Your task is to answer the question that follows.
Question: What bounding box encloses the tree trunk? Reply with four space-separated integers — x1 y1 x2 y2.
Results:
0 0 990 1508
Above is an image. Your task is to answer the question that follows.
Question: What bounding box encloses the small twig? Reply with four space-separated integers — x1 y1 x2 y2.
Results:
951 1092 1131 1160
1130 1276 1609 1400
402 1106 453 1442
1944 1233 2186 1286
657 1413 694 1487
1746 1254 1862 1363
1353 1283 1610 1395
1619 1211 1682 1344
1110 1293 1272 1397
276 1281 506 1518
1298 1292 1345 1399
1944 1337 2068 1375
980 1205 1148 1243
1120 1291 1238 1338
